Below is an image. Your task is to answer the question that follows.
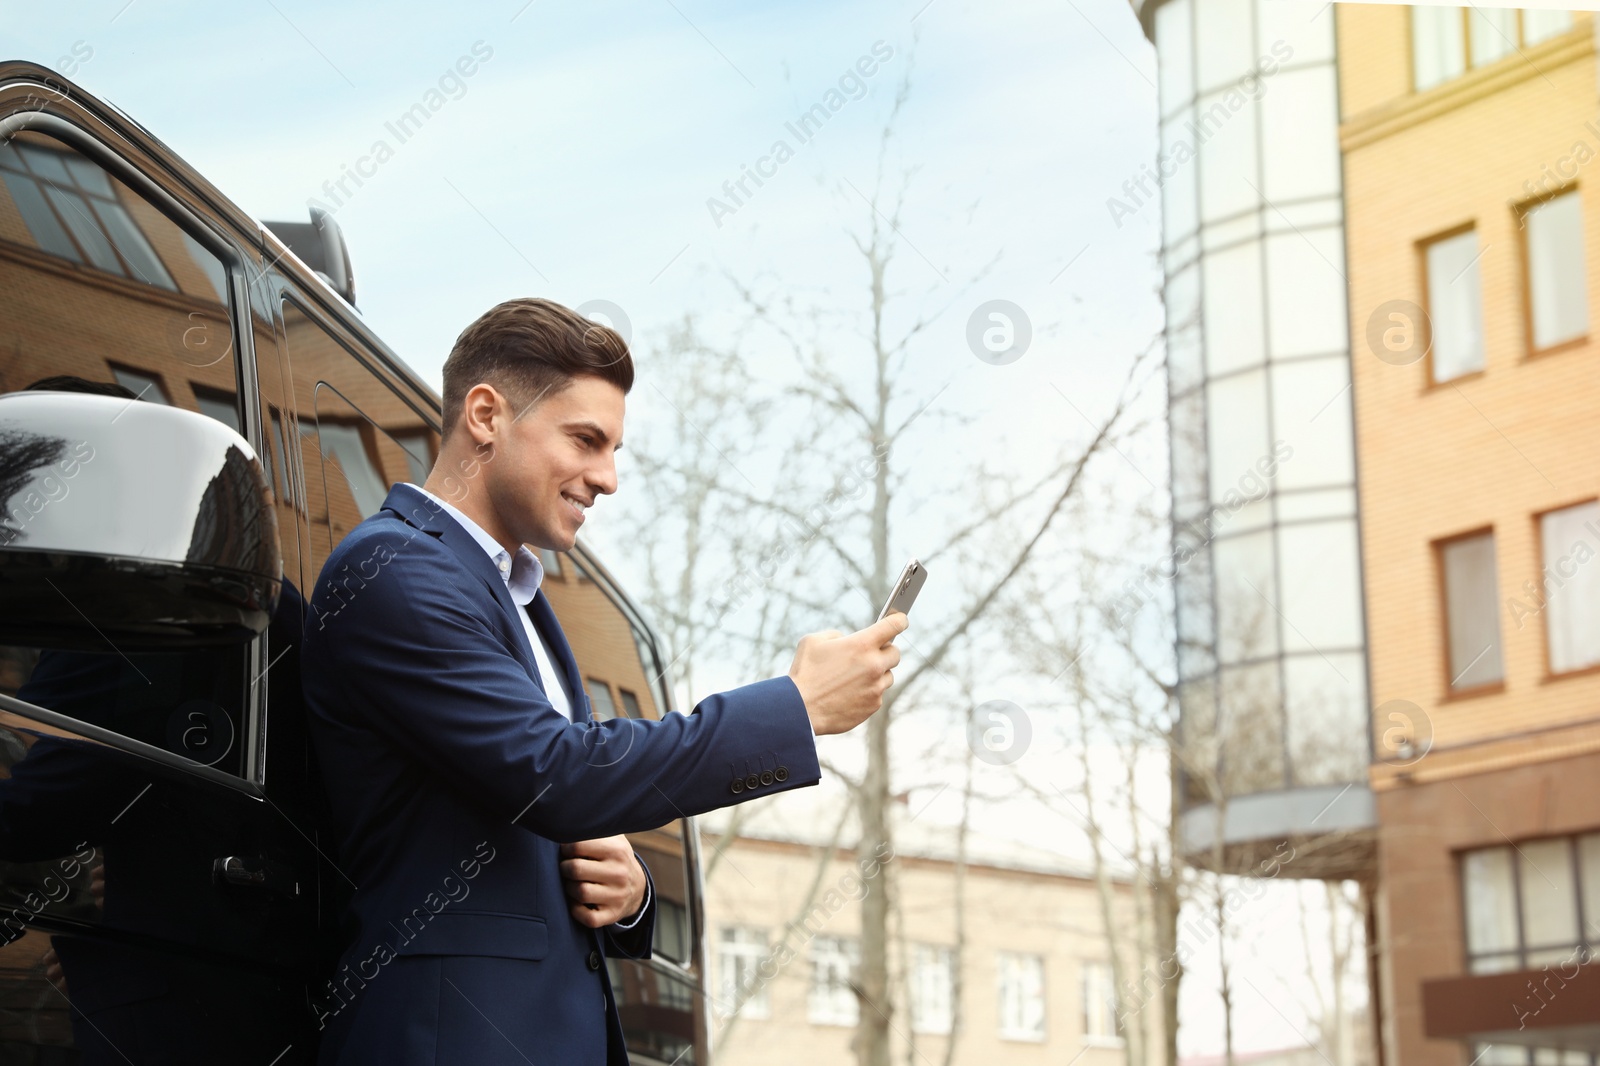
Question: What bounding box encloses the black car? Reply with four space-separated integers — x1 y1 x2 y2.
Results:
0 59 710 1065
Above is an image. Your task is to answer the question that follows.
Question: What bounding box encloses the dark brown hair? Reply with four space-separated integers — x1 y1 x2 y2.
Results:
440 298 632 439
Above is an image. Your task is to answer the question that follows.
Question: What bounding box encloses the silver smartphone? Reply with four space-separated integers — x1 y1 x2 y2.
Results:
876 559 928 621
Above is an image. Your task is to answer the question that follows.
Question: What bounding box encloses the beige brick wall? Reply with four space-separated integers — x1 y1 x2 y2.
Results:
1341 11 1600 778
1339 10 1600 1064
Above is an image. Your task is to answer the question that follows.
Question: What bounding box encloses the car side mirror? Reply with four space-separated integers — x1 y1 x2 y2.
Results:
0 391 281 648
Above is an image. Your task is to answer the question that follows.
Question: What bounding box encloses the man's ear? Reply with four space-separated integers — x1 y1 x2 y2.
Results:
460 383 505 445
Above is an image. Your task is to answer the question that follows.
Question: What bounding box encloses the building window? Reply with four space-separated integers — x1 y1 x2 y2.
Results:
808 936 859 1026
1439 530 1504 691
716 925 770 1020
653 898 689 965
1082 961 1123 1044
1523 9 1575 45
392 429 433 485
1462 832 1600 974
910 944 954 1035
585 678 617 720
1412 6 1466 90
1538 501 1600 674
0 138 177 289
1470 1044 1595 1066
1523 189 1589 352
108 364 171 405
619 688 641 718
191 386 240 434
539 548 564 579
1423 228 1486 382
996 952 1045 1042
314 420 389 518
1412 8 1574 92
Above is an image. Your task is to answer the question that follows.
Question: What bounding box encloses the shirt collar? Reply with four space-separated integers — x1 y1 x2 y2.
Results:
407 483 544 606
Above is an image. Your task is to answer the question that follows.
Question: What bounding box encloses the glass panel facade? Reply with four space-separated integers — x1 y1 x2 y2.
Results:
1196 89 1260 223
1156 0 1195 116
1265 230 1348 359
1214 529 1279 663
1219 662 1285 793
1283 652 1367 785
1193 0 1255 92
1270 357 1353 490
1277 519 1363 652
1202 242 1265 375
1155 0 1365 817
1259 67 1340 203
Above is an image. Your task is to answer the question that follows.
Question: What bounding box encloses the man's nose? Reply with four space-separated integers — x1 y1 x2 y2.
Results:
590 455 618 496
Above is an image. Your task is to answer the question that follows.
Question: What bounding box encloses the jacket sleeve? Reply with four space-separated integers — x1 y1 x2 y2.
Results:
302 530 820 843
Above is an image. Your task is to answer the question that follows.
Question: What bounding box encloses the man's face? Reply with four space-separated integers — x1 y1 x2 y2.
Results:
485 374 625 552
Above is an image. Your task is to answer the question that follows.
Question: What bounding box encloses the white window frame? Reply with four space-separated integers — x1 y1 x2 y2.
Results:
910 944 954 1036
1423 227 1486 383
1412 7 1575 92
1538 501 1600 675
1081 961 1124 1046
716 925 770 1021
996 951 1046 1043
1439 530 1505 691
1523 188 1589 353
808 936 859 1027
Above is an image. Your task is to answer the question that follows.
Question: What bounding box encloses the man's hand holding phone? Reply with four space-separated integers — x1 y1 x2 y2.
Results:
787 613 907 736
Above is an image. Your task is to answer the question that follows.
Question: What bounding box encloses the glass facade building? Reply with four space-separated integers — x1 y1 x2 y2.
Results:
1135 0 1374 874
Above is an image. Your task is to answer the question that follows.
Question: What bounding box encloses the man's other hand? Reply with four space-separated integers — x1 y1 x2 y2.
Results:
560 836 647 928
788 612 907 736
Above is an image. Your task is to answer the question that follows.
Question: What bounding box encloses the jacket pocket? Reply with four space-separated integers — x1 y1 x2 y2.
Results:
389 910 549 961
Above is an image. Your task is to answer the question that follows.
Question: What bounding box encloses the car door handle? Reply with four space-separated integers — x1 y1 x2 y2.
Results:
212 855 300 897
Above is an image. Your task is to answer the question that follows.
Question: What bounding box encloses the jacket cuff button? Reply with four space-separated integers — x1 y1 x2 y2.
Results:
744 773 760 791
774 766 789 783
730 778 744 794
759 770 774 786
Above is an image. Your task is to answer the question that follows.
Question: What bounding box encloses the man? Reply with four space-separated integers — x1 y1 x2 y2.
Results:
302 298 906 1065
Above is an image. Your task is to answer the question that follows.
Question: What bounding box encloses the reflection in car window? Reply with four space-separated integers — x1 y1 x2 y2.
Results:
193 386 240 434
0 138 175 289
312 417 387 517
277 298 441 576
0 128 248 768
109 364 171 405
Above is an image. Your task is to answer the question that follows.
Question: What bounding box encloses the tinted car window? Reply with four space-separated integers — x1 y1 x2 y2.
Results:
0 129 248 774
278 298 439 579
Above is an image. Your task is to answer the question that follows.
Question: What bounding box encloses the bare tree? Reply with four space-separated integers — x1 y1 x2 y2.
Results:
619 64 1154 1064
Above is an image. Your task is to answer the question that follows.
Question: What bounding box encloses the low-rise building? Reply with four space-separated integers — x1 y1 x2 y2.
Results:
697 789 1156 1065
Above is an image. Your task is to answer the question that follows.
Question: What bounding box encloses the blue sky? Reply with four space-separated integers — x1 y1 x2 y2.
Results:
1 0 1166 385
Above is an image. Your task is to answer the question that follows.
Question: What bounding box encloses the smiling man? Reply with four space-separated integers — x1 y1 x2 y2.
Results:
301 297 905 1066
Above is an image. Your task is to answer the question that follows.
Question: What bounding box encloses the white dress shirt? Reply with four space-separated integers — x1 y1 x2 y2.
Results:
405 484 649 928
409 484 573 720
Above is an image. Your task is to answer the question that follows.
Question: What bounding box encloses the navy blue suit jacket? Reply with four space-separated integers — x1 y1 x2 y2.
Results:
302 484 820 1065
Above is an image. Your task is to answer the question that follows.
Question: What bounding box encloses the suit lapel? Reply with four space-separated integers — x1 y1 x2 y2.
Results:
380 484 545 695
529 590 588 723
